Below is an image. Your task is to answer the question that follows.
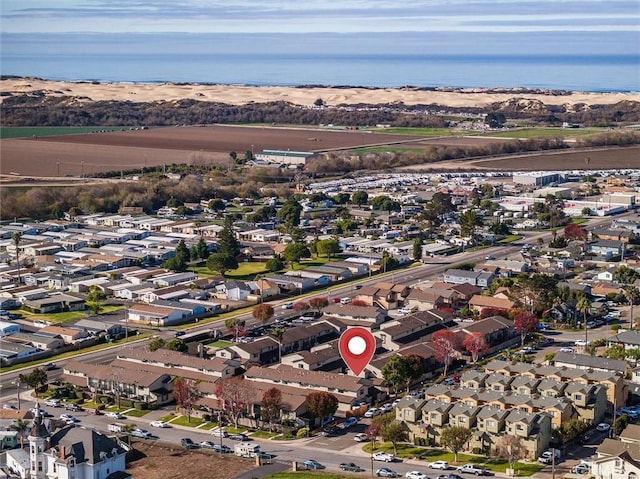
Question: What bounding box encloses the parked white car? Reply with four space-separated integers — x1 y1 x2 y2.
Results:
211 428 228 437
364 408 380 418
373 452 396 462
105 412 125 419
429 461 452 470
150 421 170 428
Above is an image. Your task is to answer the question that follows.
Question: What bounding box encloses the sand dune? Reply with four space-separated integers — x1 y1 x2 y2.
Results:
2 77 638 108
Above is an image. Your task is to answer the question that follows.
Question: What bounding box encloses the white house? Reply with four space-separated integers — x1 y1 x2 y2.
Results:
5 405 130 479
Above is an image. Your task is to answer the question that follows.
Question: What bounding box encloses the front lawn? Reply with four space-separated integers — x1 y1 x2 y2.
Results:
206 340 234 349
250 430 278 439
170 415 206 427
124 409 152 418
158 413 177 423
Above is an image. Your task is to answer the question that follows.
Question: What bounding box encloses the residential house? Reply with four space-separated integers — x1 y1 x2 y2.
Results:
243 364 373 415
5 408 130 479
323 304 387 325
619 424 640 444
39 325 89 344
589 240 624 259
467 295 515 315
503 410 552 460
610 331 640 351
593 439 640 479
443 269 495 288
74 318 126 339
553 351 628 376
455 316 519 356
4 332 65 351
564 382 608 424
214 281 252 301
22 293 85 314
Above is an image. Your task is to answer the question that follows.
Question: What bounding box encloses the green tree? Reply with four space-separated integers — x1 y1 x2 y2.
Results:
380 253 399 273
576 296 592 346
148 337 166 351
615 265 639 285
85 285 106 314
351 191 369 207
484 112 506 128
431 192 456 216
253 303 275 324
19 368 48 397
266 256 284 272
381 356 411 395
306 391 339 422
440 426 472 463
12 232 21 285
225 317 246 343
8 419 30 447
283 242 311 266
309 297 329 313
380 421 409 456
277 198 303 232
316 239 341 258
412 237 423 262
459 209 482 238
332 193 350 205
490 219 511 236
164 239 189 272
206 252 238 276
195 236 210 260
624 285 640 329
165 338 188 352
208 198 226 212
615 414 629 435
217 216 240 257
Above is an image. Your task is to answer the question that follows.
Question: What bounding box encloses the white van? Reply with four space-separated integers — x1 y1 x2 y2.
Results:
340 297 351 305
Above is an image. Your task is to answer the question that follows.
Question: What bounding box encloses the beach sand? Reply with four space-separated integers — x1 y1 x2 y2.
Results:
2 78 638 108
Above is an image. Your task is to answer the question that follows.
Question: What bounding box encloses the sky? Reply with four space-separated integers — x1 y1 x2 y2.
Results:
1 0 639 35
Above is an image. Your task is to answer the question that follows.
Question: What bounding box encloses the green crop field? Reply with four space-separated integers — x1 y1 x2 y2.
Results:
373 127 460 136
487 127 604 139
0 126 127 139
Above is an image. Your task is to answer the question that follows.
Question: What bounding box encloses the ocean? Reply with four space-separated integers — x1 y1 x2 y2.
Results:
2 32 639 92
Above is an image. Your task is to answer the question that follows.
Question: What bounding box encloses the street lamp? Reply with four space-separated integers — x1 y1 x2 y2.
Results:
217 411 223 454
11 378 21 410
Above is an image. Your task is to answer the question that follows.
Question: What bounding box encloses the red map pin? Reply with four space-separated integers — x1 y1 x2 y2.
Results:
338 326 376 375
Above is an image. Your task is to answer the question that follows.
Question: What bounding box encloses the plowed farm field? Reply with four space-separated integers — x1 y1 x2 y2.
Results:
1 124 636 177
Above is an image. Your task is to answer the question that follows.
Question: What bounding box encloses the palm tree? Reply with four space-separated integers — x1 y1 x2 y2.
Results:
625 286 640 330
576 296 592 349
12 232 21 285
9 419 30 448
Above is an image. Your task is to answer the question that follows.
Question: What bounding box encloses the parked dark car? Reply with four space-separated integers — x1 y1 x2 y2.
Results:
212 444 232 453
322 425 341 437
340 462 365 472
229 433 251 441
181 438 198 449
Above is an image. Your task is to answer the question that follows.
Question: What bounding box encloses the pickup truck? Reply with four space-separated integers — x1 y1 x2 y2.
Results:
108 423 128 433
340 463 365 472
456 464 491 476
